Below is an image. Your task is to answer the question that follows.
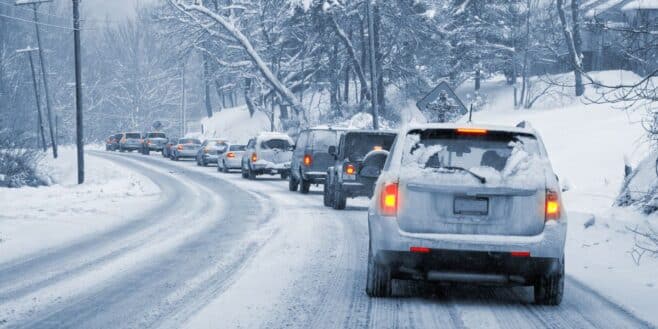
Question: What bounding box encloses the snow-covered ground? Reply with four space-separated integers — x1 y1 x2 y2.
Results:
449 70 658 325
0 146 160 264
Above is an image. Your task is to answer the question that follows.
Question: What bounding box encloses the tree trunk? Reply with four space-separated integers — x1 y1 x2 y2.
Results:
214 79 224 111
571 0 584 96
330 15 370 102
557 0 584 97
360 17 369 107
373 2 385 117
203 53 213 117
330 41 342 117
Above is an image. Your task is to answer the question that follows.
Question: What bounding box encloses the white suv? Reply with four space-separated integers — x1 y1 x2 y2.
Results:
367 123 567 305
241 132 294 180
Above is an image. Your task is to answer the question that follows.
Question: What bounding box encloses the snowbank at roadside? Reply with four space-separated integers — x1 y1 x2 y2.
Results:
449 70 656 325
199 106 270 144
0 147 160 264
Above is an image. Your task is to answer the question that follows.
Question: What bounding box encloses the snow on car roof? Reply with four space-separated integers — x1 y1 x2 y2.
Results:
257 132 294 142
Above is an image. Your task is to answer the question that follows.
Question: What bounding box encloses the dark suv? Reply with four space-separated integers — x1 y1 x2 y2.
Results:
324 130 396 209
289 128 344 194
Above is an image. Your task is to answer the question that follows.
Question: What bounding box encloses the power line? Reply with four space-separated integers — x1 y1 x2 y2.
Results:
0 0 69 20
0 12 77 30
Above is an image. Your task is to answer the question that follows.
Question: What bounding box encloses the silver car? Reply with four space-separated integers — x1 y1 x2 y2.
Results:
141 132 168 155
170 138 202 161
118 132 142 152
241 133 293 180
218 144 246 173
366 123 567 305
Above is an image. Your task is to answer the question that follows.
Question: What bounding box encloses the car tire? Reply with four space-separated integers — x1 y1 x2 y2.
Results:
280 172 289 180
333 185 347 210
366 245 391 297
248 166 256 180
323 181 333 207
241 165 249 179
288 175 299 191
534 256 565 305
119 146 125 153
300 178 311 194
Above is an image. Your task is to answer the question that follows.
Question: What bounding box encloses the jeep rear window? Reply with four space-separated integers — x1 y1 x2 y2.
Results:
261 139 291 150
126 133 141 139
147 133 166 138
230 145 246 151
403 129 541 172
343 133 395 159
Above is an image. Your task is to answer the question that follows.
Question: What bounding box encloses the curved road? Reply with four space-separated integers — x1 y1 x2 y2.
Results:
0 151 653 329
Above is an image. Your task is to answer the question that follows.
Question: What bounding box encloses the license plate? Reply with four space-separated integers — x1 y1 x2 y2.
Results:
454 197 489 216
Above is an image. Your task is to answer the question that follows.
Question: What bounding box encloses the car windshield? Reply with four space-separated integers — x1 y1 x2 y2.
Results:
403 129 541 172
261 139 291 150
147 133 166 138
179 138 200 144
343 133 395 160
230 145 246 151
126 133 141 139
312 130 340 151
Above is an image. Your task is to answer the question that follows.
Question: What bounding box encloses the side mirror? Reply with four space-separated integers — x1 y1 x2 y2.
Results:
328 146 337 156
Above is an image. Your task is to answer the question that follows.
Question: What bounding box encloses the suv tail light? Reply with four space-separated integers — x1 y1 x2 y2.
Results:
251 152 258 162
545 189 560 221
226 152 235 158
380 182 399 216
344 164 356 175
204 147 210 154
303 154 312 167
177 144 183 150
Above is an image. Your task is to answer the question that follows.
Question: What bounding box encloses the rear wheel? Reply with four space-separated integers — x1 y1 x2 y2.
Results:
241 165 249 179
144 148 150 155
366 245 391 297
289 175 299 191
323 181 333 207
534 256 565 305
248 165 256 180
333 185 347 210
300 178 311 194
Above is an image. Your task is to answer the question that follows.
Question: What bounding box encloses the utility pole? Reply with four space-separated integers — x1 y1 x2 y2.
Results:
16 0 57 158
366 0 379 130
181 63 186 137
17 47 47 151
72 0 84 184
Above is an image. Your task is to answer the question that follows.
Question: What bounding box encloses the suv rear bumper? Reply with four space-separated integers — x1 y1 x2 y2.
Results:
302 171 327 183
339 181 375 198
369 212 567 261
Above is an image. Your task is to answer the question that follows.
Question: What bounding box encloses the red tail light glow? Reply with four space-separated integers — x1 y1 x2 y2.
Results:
545 190 560 221
410 246 430 254
251 153 258 162
457 128 488 135
344 164 356 175
303 154 312 167
511 251 531 257
177 144 183 150
226 152 235 158
380 182 399 216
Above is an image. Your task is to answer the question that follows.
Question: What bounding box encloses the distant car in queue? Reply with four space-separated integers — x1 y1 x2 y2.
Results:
289 128 344 194
218 144 246 173
169 138 202 161
118 132 143 152
195 138 229 167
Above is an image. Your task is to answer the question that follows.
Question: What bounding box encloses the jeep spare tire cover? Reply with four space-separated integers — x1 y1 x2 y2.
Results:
361 150 389 177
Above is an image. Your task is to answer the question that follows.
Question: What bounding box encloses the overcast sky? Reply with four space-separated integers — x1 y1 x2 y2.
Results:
81 0 155 23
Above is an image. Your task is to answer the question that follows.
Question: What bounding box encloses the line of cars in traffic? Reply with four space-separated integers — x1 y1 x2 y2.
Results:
105 122 567 305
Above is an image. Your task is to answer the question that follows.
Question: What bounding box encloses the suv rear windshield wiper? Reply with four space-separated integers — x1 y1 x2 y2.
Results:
436 166 487 184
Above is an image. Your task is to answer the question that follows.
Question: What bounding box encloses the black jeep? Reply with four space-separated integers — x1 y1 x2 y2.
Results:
324 130 396 210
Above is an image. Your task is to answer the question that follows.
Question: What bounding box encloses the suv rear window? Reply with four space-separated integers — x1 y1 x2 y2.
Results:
179 138 200 144
126 133 141 139
147 133 166 138
311 130 340 150
230 145 246 151
343 133 395 160
403 129 541 173
261 139 291 150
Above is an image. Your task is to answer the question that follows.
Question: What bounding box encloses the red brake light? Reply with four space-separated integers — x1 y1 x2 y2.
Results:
345 164 356 175
457 128 488 135
410 246 430 254
226 152 235 158
251 153 258 162
303 154 312 167
204 147 210 154
380 182 399 216
177 144 183 150
511 251 531 257
545 190 560 221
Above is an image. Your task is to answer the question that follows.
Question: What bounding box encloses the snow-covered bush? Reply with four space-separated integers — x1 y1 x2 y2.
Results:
617 151 658 214
0 130 46 188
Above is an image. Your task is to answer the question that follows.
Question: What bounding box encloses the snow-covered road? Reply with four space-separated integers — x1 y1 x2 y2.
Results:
0 151 653 329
